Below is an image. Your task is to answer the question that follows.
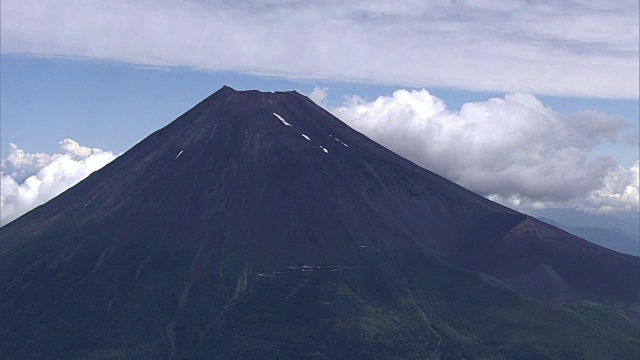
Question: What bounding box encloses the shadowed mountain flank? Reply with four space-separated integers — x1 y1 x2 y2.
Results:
1 87 638 359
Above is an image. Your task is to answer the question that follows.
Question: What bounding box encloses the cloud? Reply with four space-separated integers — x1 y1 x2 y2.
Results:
579 161 640 214
308 86 329 106
1 0 638 98
330 89 639 213
1 139 116 226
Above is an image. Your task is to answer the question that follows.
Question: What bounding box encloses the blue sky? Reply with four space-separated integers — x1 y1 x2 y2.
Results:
1 1 638 229
2 55 637 162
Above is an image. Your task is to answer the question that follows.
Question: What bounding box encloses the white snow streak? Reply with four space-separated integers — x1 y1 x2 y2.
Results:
321 146 329 154
301 134 310 141
84 195 96 207
273 113 292 126
331 136 349 147
174 150 184 160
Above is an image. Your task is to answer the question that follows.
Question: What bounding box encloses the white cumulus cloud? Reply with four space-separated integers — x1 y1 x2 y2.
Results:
308 86 329 106
578 161 640 214
1 139 116 226
329 88 639 213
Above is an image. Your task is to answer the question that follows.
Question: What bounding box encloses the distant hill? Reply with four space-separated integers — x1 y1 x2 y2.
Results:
539 217 640 256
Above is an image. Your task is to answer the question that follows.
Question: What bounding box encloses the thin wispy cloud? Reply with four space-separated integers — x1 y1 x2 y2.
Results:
1 0 638 98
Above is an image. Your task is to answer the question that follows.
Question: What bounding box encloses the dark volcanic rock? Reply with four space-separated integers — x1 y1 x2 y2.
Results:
1 87 639 359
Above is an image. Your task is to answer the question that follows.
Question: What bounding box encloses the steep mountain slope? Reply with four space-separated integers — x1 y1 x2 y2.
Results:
1 87 638 359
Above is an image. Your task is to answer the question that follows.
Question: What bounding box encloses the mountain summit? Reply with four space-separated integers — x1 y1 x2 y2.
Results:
1 87 639 359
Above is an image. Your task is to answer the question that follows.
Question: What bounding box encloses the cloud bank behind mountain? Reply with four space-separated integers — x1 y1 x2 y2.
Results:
1 139 116 225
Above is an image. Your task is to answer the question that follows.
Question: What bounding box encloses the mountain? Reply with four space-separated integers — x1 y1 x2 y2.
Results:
529 208 640 237
539 217 640 256
1 86 639 359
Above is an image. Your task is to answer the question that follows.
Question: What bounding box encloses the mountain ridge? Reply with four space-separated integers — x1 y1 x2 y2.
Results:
1 86 638 359
538 217 640 256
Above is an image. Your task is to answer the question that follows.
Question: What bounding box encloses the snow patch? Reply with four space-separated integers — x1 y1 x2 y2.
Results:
258 265 353 277
174 150 184 160
301 134 310 141
273 113 292 126
84 195 96 207
331 136 349 147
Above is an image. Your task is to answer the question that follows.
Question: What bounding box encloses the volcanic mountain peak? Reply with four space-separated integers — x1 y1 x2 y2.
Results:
203 85 307 113
163 85 351 152
1 86 639 359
